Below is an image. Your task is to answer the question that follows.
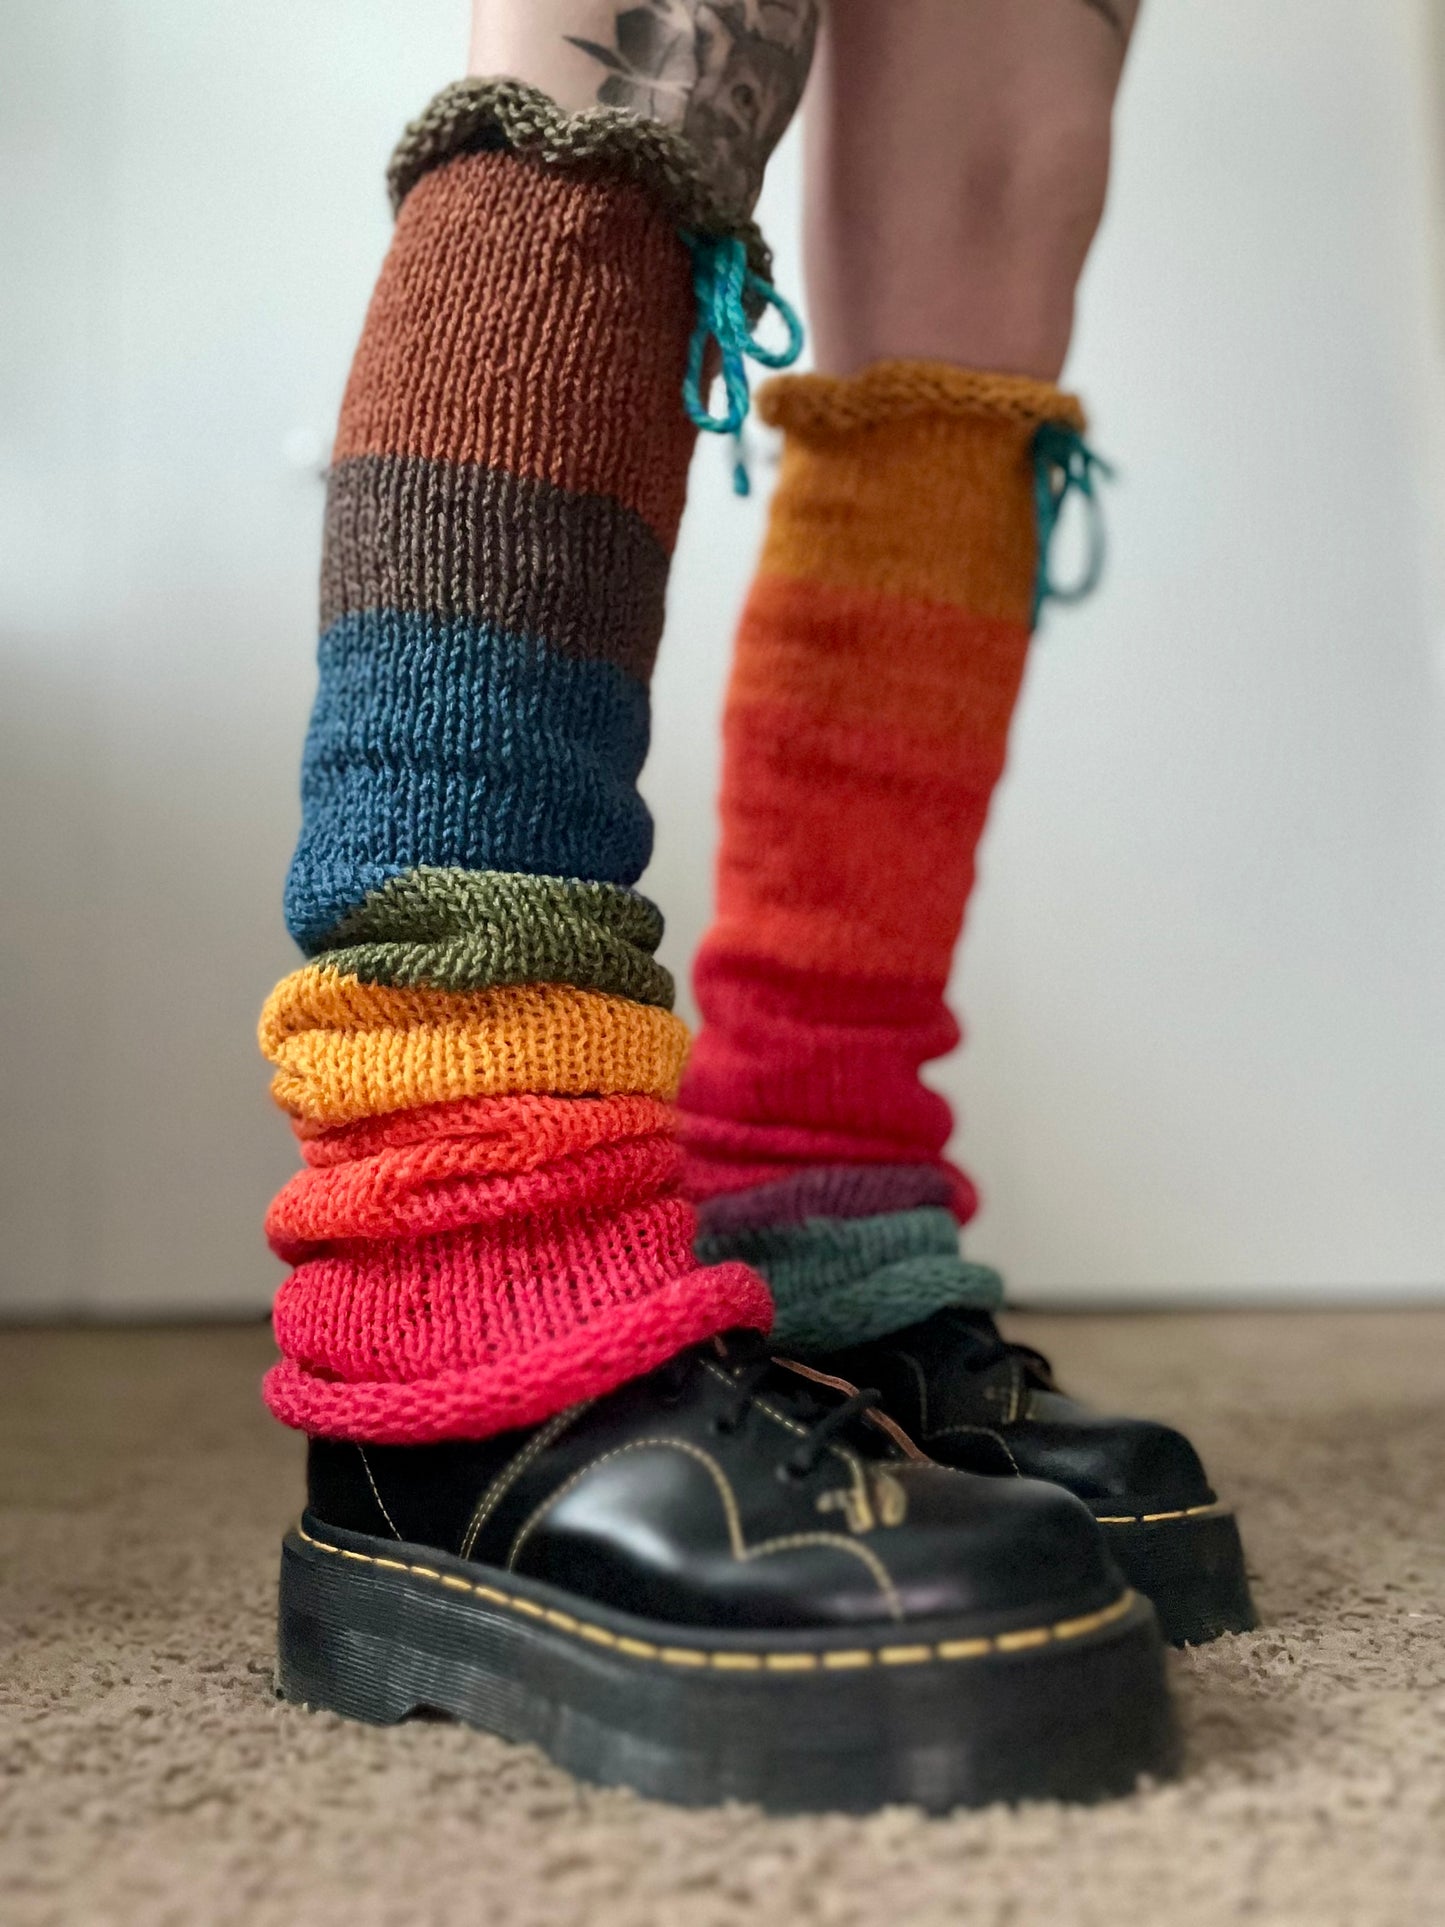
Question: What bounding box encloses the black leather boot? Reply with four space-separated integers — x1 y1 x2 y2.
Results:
279 1332 1179 1812
812 1310 1257 1647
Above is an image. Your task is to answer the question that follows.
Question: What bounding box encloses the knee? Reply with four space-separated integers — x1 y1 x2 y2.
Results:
806 91 1118 379
956 114 1114 283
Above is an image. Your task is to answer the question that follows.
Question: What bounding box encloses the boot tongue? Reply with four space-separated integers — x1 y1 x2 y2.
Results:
880 1308 1037 1432
925 1306 1013 1370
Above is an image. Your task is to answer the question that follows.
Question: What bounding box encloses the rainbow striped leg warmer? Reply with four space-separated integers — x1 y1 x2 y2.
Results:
678 362 1087 1351
259 86 774 1444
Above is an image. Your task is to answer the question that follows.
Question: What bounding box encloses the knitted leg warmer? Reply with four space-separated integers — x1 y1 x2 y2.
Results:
261 88 776 1444
678 361 1086 1350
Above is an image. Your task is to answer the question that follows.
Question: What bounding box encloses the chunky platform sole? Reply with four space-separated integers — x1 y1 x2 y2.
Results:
1097 1506 1257 1646
277 1513 1180 1813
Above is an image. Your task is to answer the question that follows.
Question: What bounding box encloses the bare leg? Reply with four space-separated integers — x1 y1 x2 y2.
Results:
806 0 1140 378
469 0 819 212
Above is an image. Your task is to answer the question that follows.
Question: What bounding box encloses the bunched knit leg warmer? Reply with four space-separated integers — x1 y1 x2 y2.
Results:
677 362 1087 1351
260 85 778 1444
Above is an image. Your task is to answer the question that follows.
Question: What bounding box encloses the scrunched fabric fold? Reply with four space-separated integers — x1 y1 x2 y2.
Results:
265 1213 771 1443
261 968 688 1126
268 1132 681 1258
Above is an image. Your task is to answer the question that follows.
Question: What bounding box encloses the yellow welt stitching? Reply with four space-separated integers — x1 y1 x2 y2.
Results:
1097 1503 1226 1525
1049 1594 1136 1640
615 1637 659 1659
937 1638 992 1660
995 1627 1051 1653
292 1522 1136 1671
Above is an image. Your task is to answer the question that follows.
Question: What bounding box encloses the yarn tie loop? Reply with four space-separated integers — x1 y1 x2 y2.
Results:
681 233 805 496
1031 421 1114 624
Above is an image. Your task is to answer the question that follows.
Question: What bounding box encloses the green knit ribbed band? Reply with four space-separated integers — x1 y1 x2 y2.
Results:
695 1207 1004 1352
311 867 675 1008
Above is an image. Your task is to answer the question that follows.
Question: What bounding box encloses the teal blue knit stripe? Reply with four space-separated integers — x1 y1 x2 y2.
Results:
694 1207 1003 1352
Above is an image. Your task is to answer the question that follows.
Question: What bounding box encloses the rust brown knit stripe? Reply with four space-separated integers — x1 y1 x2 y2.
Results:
387 78 772 290
320 457 671 682
331 148 698 548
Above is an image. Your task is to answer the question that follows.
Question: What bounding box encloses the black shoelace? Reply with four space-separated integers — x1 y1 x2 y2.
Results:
661 1333 883 1480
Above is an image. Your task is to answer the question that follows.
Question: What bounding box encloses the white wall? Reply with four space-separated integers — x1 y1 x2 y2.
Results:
2 0 1443 1315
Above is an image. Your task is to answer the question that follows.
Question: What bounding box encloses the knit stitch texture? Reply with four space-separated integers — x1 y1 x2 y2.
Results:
263 134 772 1442
312 868 673 1005
679 360 1080 1350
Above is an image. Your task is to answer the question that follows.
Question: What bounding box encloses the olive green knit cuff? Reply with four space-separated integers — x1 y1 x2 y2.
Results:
310 867 675 1009
695 1208 1005 1352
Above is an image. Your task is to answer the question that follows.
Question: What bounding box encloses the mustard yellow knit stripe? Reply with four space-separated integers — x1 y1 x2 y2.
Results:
259 967 690 1126
758 361 1085 439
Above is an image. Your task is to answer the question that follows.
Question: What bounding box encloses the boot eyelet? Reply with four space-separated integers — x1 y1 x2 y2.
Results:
712 1414 739 1437
775 1460 809 1483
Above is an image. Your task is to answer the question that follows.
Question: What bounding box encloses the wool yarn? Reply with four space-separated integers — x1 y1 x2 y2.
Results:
679 361 1082 1347
262 971 689 1127
262 103 774 1442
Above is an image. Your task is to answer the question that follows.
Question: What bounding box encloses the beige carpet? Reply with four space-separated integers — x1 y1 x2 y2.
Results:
3 1312 1442 1927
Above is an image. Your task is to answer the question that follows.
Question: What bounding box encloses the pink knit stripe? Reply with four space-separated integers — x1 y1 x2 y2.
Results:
292 1092 674 1169
276 1196 724 1383
264 1264 772 1444
682 948 958 1144
268 1133 681 1258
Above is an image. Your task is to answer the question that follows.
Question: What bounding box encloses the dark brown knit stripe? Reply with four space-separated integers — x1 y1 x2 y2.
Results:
320 457 670 682
332 148 698 548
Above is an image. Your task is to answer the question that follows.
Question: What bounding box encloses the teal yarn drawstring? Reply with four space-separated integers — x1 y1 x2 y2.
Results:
681 233 805 496
1031 421 1115 625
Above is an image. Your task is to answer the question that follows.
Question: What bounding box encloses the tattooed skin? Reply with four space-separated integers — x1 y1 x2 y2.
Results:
567 0 818 211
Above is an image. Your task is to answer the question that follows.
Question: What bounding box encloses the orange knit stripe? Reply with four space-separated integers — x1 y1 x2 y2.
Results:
710 700 1005 981
754 364 1080 627
260 968 689 1126
729 574 1030 745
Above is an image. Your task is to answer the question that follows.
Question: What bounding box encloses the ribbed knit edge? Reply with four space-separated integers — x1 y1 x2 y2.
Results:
388 77 773 290
758 361 1086 437
765 1254 1004 1353
263 1262 772 1443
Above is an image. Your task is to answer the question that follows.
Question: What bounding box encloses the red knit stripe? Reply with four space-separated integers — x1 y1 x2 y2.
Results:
710 698 1008 984
268 1132 681 1258
292 1092 674 1168
271 1193 770 1386
263 1262 771 1445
